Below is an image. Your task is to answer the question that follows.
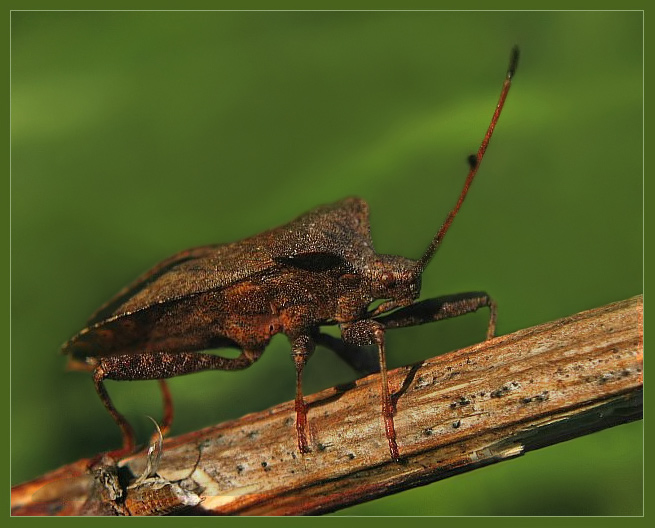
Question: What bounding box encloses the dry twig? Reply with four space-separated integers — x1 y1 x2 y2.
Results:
11 295 643 516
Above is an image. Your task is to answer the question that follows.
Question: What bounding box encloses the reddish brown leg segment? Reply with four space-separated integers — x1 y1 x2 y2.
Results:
341 320 400 461
294 369 310 454
291 335 315 454
373 327 399 461
153 379 174 442
93 365 136 460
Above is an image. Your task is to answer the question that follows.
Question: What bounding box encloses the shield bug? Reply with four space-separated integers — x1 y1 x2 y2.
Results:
63 47 519 461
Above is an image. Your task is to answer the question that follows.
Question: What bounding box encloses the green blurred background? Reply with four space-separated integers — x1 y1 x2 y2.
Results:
11 11 642 515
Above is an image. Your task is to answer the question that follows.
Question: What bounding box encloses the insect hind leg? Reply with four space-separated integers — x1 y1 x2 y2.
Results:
92 349 265 459
154 379 173 441
93 364 136 460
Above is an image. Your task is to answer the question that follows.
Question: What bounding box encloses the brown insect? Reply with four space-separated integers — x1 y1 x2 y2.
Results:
63 47 519 461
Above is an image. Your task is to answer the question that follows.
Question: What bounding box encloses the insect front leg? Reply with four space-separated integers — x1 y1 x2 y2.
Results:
290 334 316 454
374 291 497 339
92 349 264 459
340 320 400 461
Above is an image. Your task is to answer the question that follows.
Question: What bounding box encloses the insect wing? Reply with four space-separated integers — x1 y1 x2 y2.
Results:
62 197 375 360
87 245 224 326
92 197 372 320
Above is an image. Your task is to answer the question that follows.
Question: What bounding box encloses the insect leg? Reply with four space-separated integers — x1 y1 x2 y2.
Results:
290 334 316 454
374 291 497 339
341 320 400 461
93 364 136 460
312 330 380 376
153 380 173 442
98 349 264 382
93 349 265 458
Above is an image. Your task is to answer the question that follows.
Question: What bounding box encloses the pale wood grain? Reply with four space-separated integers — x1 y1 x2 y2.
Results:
11 295 643 516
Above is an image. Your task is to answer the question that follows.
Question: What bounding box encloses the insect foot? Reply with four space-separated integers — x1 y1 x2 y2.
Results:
62 46 518 462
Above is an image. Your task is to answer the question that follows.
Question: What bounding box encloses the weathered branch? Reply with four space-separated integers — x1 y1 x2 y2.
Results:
12 295 643 516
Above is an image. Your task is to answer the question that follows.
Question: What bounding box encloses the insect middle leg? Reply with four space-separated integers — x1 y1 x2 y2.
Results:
340 320 400 461
313 330 380 376
92 349 264 460
290 334 316 454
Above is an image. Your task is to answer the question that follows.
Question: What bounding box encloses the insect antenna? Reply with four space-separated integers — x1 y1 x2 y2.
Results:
416 45 519 273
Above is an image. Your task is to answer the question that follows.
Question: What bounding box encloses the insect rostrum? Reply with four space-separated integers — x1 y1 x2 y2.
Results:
63 47 518 462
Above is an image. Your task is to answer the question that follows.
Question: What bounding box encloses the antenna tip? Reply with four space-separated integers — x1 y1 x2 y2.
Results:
507 46 520 80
